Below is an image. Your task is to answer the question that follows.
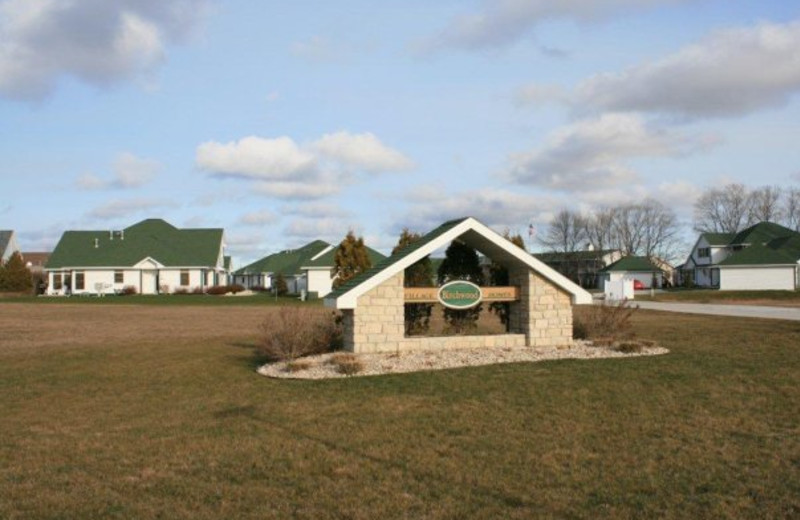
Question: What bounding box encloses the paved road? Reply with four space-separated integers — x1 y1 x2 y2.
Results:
630 301 800 322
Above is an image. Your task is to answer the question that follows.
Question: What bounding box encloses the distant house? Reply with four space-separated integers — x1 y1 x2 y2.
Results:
0 230 20 263
21 252 51 275
685 222 800 291
233 240 386 298
45 219 228 295
599 256 673 290
534 249 623 288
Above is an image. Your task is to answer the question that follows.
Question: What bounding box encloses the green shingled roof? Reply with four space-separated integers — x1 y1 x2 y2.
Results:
234 240 330 276
719 235 800 266
46 219 224 269
701 232 735 246
326 217 469 300
729 221 797 246
534 249 617 262
303 244 386 269
600 256 662 273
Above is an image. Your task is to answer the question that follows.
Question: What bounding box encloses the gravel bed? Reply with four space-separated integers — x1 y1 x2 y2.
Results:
257 341 669 380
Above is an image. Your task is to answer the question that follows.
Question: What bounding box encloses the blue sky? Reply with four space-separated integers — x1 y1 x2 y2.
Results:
2 0 799 265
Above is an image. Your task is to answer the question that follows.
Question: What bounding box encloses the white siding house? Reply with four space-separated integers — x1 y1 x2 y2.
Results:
45 219 228 295
685 222 800 291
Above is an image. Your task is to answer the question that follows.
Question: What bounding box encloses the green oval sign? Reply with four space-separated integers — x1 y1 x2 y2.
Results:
438 280 482 309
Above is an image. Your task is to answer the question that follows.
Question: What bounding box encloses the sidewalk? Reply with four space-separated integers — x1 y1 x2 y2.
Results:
630 301 800 322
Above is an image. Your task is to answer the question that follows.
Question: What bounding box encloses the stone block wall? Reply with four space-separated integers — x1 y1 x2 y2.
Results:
508 267 573 347
341 267 574 354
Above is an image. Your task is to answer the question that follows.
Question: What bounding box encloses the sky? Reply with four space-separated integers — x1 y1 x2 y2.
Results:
2 0 800 265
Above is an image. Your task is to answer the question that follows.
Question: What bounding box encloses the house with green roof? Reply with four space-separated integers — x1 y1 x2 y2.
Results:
233 240 385 298
599 255 673 291
534 248 623 288
684 221 800 290
45 219 228 295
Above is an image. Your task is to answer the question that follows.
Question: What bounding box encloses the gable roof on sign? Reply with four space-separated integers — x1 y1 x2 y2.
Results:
46 219 224 269
600 256 663 273
325 217 593 309
234 240 330 276
0 230 18 259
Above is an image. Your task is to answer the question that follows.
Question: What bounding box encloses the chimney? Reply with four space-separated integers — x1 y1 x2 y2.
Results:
94 238 99 248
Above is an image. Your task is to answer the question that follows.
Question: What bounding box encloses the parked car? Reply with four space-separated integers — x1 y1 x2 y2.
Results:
633 279 645 290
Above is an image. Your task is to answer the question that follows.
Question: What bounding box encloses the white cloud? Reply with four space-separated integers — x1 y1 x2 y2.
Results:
418 0 691 52
0 0 208 100
656 180 700 211
313 131 415 173
238 210 279 226
504 113 708 191
284 217 353 242
196 136 317 181
569 20 800 118
76 152 160 190
196 131 414 200
87 197 176 220
282 201 352 219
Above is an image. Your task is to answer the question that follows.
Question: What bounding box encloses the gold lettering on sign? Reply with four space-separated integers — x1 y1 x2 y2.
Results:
404 287 519 303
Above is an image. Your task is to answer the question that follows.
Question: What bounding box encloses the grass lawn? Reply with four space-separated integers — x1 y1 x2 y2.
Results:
1 302 799 518
638 289 800 307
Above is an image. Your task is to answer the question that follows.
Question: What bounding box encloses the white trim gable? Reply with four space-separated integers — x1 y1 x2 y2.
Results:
134 257 165 269
325 217 592 309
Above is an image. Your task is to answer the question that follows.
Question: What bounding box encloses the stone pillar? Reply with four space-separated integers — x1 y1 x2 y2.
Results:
509 267 573 348
345 272 405 353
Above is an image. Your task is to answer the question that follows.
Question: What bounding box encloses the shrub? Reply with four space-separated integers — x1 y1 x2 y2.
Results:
0 252 32 293
206 285 229 295
229 284 246 294
285 360 312 373
173 287 189 295
258 308 343 361
616 341 644 354
251 285 269 293
191 286 204 295
327 353 363 376
120 285 138 296
573 301 637 341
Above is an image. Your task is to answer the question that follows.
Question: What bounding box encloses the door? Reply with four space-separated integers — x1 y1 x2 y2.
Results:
141 270 158 294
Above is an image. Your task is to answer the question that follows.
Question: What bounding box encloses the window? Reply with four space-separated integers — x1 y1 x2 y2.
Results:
53 274 62 291
698 247 710 258
180 270 190 286
75 272 85 291
114 270 124 284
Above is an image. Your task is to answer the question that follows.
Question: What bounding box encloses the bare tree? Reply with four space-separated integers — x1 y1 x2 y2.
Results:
538 209 587 253
693 183 752 233
605 200 681 260
783 187 800 231
748 185 784 223
583 207 616 252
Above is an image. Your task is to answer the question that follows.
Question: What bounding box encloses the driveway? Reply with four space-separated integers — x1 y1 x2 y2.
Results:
630 301 800 322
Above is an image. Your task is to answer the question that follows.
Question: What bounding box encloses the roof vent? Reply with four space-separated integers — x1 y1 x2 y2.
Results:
94 238 99 249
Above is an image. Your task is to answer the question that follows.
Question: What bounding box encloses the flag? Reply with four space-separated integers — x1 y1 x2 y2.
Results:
528 223 536 239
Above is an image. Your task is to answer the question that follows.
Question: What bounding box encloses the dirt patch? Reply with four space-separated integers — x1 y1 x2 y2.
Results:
0 303 289 355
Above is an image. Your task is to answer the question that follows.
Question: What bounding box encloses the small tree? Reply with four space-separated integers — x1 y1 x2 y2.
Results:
394 229 434 335
274 273 288 296
0 252 32 293
333 230 372 289
437 240 484 334
488 231 525 330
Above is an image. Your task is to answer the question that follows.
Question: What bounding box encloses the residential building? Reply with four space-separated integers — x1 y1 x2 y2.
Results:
233 240 386 298
534 249 623 288
45 219 228 295
685 221 800 290
599 256 673 290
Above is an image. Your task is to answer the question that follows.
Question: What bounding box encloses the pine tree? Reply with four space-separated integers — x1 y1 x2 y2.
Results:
0 252 32 293
333 230 372 288
437 240 484 334
488 231 526 329
393 229 434 335
274 272 288 296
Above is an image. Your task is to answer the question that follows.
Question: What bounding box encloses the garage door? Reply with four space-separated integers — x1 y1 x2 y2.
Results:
719 266 795 291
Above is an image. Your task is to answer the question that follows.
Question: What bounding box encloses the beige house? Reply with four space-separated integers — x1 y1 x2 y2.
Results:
324 217 592 354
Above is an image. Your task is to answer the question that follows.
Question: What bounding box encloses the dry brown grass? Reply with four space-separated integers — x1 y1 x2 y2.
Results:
1 301 799 518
